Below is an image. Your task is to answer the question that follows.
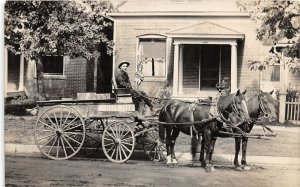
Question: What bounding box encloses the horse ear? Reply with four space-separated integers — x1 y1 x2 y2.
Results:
269 90 274 95
235 89 241 96
242 90 247 95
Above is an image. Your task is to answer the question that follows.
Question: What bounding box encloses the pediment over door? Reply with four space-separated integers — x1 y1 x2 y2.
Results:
167 22 244 39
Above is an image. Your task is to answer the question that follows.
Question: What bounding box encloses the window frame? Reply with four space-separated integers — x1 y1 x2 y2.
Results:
34 56 67 80
136 34 168 82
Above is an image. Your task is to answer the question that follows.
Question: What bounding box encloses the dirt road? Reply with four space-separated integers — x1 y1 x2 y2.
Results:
5 156 300 187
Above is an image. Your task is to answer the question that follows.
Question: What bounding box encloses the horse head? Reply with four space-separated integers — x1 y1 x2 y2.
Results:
217 89 250 124
258 90 278 122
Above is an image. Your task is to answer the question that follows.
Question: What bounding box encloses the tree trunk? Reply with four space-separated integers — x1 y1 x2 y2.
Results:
35 57 46 100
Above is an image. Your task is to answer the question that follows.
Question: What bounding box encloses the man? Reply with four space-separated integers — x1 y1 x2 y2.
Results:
115 61 154 111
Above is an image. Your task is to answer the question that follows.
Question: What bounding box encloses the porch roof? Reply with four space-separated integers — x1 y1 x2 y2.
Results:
166 22 245 39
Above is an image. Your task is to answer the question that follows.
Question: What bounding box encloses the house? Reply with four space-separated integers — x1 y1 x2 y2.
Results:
108 0 300 124
4 26 113 101
108 0 300 100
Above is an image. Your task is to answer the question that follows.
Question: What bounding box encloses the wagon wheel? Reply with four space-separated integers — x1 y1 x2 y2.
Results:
102 121 135 163
34 105 85 160
142 128 166 161
76 119 104 157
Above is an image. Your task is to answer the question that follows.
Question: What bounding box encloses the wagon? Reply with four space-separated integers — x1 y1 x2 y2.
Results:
34 89 166 163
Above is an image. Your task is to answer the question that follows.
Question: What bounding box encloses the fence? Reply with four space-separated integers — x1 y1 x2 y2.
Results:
285 97 300 125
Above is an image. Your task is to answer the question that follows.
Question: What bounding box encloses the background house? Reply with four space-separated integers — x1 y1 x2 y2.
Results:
4 27 113 100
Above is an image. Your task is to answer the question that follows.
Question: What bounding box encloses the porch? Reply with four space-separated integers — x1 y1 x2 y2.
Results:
167 22 244 98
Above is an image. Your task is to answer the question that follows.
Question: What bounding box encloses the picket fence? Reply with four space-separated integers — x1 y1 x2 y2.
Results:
285 98 300 125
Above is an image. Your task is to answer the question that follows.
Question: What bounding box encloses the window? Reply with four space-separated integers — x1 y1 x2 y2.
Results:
137 37 166 77
42 56 64 75
262 65 280 82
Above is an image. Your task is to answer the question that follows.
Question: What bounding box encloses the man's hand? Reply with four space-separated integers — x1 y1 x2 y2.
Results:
134 77 142 85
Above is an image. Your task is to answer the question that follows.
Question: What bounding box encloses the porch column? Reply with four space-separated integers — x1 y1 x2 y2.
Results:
178 45 184 94
5 48 8 96
230 43 237 93
18 55 25 91
173 43 180 95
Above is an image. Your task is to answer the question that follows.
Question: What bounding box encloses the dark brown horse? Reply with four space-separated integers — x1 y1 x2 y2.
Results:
158 90 250 172
233 90 277 170
197 90 277 171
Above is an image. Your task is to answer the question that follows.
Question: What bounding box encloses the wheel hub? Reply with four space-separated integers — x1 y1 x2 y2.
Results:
115 138 121 144
56 128 63 136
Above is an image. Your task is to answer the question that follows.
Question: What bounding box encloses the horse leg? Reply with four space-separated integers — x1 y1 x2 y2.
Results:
191 135 200 160
200 136 206 167
170 128 180 164
241 137 251 170
234 137 243 171
203 130 214 172
165 127 172 165
207 137 216 172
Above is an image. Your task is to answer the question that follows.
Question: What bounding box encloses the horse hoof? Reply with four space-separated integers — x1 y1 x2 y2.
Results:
243 165 251 170
172 159 178 164
205 166 214 172
201 162 206 168
235 166 243 171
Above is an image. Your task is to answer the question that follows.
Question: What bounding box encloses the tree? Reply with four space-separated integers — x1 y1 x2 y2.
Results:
236 0 300 73
5 0 115 100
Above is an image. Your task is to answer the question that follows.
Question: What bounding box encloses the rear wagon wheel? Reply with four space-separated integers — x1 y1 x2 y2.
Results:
34 105 85 160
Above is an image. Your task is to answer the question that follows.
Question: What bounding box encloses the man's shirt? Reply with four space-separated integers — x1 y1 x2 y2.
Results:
116 70 132 88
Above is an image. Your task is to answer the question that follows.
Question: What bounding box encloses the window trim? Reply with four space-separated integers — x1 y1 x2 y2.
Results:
34 56 68 79
136 34 168 82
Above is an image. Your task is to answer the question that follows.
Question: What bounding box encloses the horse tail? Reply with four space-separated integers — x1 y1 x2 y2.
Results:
158 123 165 141
158 110 166 141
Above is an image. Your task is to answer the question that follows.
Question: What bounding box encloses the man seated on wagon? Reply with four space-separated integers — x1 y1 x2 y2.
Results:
115 61 154 112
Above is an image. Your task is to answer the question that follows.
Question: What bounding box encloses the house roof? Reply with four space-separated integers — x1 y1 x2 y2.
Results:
166 22 244 39
108 0 249 17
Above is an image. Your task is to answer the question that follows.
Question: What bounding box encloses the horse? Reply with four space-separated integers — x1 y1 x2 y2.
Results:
158 89 250 172
232 90 277 170
197 90 278 171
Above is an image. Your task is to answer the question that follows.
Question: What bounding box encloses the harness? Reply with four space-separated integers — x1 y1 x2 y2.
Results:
259 99 270 119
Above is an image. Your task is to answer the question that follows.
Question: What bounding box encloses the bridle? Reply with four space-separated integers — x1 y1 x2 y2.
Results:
259 98 270 119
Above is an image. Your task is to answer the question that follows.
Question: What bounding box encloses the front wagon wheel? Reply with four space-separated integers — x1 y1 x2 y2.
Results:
102 121 135 163
34 105 85 160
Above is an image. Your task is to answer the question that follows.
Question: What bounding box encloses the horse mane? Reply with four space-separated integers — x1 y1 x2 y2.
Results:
247 95 260 117
217 94 234 112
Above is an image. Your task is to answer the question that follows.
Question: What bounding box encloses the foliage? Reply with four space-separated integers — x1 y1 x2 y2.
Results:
236 0 300 73
5 0 115 99
286 87 300 101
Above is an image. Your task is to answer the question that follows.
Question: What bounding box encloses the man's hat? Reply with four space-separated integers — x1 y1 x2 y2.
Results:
118 61 130 69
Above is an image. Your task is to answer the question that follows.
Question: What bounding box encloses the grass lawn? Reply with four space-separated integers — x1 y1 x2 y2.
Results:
5 115 300 158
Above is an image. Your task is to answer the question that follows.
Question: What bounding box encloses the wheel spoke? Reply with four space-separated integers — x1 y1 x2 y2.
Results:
120 144 128 157
109 125 118 139
121 141 134 147
40 134 57 149
64 123 83 132
64 132 84 136
120 130 129 140
120 144 131 153
36 133 56 142
45 113 58 129
103 137 114 142
105 131 116 141
115 145 119 160
37 119 55 131
121 136 134 143
118 125 126 139
118 146 123 161
62 111 71 128
63 116 79 130
60 136 67 157
56 137 60 158
104 141 115 147
62 135 76 153
64 133 82 145
47 136 58 155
